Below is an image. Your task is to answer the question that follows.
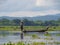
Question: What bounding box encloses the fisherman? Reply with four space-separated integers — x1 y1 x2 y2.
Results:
20 21 24 31
20 21 24 39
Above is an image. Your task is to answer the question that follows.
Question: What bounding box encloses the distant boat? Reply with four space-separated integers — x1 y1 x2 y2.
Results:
23 26 49 33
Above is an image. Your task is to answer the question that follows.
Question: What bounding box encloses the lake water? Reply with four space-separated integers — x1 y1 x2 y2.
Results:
0 31 60 45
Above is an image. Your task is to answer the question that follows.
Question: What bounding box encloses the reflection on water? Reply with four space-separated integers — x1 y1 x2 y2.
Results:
0 31 60 44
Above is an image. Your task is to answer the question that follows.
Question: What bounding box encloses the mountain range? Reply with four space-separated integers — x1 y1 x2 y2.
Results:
0 14 60 21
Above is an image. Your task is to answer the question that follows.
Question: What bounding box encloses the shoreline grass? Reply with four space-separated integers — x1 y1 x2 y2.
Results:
3 41 60 45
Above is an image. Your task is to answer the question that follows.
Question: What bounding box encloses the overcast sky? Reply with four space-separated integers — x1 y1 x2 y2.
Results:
0 0 60 17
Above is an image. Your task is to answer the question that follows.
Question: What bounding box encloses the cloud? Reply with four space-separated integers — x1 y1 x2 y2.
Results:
0 10 60 17
0 0 60 12
0 0 35 12
36 0 52 6
0 0 60 17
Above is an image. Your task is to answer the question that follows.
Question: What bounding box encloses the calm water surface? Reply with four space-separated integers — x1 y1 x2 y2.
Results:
0 31 60 44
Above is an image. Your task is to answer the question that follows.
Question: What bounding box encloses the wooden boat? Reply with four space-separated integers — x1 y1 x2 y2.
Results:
23 26 49 33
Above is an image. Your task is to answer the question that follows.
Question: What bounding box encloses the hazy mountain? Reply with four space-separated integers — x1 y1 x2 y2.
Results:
30 14 60 21
0 14 60 21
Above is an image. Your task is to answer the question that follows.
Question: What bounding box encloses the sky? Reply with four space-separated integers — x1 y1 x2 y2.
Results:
0 0 60 17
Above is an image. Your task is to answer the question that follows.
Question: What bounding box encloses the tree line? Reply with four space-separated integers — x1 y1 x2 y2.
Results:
0 18 60 26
